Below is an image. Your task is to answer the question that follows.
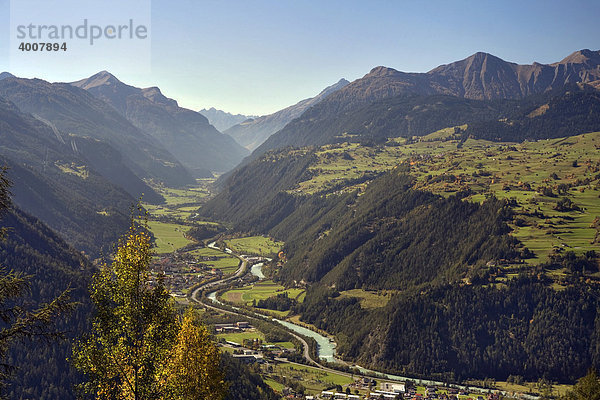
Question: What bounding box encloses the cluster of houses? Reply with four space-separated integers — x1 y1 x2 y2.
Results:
149 252 225 296
278 384 505 400
215 321 297 363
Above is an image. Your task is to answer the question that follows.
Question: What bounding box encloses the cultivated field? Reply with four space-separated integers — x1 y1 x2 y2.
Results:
147 220 192 254
224 236 284 256
290 130 600 264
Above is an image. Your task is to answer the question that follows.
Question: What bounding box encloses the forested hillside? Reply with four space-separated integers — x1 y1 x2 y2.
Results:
0 76 194 187
201 111 600 383
300 278 600 383
0 96 137 256
0 207 92 399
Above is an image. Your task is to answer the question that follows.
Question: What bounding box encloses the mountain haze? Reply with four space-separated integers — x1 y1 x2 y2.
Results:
73 72 249 175
225 78 349 150
0 95 139 255
0 76 194 187
199 107 253 132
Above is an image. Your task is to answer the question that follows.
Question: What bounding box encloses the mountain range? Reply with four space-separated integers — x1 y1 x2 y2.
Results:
72 72 249 175
251 49 600 157
198 107 254 132
224 78 349 150
2 46 600 395
201 49 600 384
0 94 139 256
0 76 194 187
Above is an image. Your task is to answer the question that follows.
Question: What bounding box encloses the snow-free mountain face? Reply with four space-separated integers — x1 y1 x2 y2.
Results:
0 75 194 187
224 78 349 150
0 72 15 80
72 72 249 175
199 107 253 132
252 49 600 158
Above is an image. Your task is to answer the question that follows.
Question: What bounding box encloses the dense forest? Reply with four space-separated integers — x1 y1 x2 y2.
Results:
201 126 600 383
274 172 521 290
0 207 92 399
299 277 600 383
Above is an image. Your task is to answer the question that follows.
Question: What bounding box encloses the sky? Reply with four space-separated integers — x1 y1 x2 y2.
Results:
1 0 600 115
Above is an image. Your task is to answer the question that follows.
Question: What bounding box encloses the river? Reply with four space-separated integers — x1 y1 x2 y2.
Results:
273 319 336 363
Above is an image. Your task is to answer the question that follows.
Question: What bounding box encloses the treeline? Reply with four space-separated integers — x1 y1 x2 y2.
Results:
464 84 600 141
299 277 600 383
275 172 521 290
256 292 296 311
187 223 226 242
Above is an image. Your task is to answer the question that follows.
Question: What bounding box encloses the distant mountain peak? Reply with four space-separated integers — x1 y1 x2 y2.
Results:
141 86 178 107
556 49 600 66
316 78 350 97
73 70 124 90
0 72 15 81
367 66 401 77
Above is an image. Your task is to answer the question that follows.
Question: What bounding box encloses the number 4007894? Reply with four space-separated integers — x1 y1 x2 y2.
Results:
18 42 67 51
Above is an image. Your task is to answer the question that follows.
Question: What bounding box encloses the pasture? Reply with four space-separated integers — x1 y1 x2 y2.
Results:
225 236 284 256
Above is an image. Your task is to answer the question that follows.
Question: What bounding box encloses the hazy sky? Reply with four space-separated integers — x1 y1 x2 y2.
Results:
1 0 599 115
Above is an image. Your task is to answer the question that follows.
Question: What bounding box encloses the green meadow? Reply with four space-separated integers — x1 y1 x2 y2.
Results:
217 331 294 349
266 362 353 395
337 289 395 309
291 130 600 264
188 247 240 274
223 280 305 316
147 220 192 254
224 236 284 256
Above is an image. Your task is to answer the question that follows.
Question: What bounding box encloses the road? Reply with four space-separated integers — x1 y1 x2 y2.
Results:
188 244 532 399
190 248 322 367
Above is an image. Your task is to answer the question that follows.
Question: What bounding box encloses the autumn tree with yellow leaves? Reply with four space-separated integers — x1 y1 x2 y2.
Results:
72 218 226 399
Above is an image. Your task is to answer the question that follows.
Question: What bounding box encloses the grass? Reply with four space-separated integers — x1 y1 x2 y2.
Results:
217 331 294 349
147 220 192 254
263 378 285 393
265 362 353 395
223 280 304 308
188 247 240 274
488 380 572 398
224 236 284 256
337 289 394 309
143 179 215 220
55 162 89 179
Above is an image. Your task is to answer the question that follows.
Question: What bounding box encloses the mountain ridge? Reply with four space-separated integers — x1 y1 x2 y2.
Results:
198 107 253 132
72 71 249 175
0 75 195 187
250 49 600 159
224 78 349 150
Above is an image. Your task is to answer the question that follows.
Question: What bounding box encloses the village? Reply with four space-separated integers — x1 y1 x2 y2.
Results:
150 250 226 296
211 322 507 400
147 239 530 400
